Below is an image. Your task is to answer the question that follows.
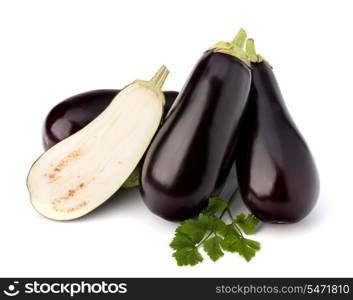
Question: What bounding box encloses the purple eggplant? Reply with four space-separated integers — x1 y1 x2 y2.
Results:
42 89 178 150
235 39 319 223
140 29 251 221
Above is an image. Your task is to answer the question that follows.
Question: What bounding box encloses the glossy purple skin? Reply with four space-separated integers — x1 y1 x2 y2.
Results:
140 51 251 221
42 90 178 150
235 61 320 223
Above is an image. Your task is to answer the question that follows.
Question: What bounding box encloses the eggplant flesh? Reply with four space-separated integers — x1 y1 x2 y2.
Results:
235 61 319 223
27 66 169 220
141 51 251 221
43 90 178 150
42 90 178 189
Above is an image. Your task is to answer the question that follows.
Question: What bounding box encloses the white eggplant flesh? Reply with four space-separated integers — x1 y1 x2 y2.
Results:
27 66 169 220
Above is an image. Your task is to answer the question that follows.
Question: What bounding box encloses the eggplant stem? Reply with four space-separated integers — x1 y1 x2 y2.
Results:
246 39 264 63
149 65 169 90
231 28 247 49
209 28 250 66
246 39 257 61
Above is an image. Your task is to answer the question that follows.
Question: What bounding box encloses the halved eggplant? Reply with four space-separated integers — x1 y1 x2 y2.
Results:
42 90 179 150
41 89 178 189
27 66 169 220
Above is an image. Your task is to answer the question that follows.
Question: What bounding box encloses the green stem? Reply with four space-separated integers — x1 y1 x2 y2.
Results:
208 29 250 66
197 231 213 248
227 208 234 222
149 65 169 90
227 209 244 237
220 188 239 218
246 39 264 63
246 39 257 61
231 28 247 48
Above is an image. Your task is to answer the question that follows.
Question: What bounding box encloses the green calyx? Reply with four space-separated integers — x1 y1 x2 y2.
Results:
209 28 250 66
246 39 264 63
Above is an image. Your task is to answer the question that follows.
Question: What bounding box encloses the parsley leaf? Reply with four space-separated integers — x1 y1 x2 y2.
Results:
220 225 260 261
198 214 227 236
172 248 203 266
202 197 228 215
203 236 224 261
238 238 261 262
170 231 194 251
234 213 260 235
198 213 214 230
220 225 241 252
177 219 207 243
213 217 227 236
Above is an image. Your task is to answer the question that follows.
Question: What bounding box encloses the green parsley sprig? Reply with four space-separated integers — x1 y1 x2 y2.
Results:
169 189 261 266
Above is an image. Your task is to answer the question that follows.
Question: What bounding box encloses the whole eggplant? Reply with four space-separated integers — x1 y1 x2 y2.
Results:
235 39 320 223
140 29 251 221
43 89 178 150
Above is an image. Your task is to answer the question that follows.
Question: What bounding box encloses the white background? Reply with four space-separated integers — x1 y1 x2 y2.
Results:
0 0 352 277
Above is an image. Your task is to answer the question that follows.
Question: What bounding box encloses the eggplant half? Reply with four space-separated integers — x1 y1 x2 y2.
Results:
27 66 169 220
43 90 178 150
42 90 178 188
140 30 251 221
235 40 320 223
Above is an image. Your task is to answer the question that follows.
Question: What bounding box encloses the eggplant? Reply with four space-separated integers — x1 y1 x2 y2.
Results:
42 90 178 189
140 29 251 221
235 40 320 223
43 90 178 150
27 66 169 220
